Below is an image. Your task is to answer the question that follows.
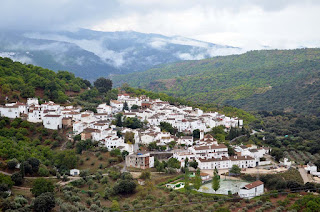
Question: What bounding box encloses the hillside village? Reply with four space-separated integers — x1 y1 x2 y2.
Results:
0 94 273 172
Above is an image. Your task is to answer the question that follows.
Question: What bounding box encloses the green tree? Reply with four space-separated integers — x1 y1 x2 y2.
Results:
184 168 191 194
193 169 202 190
115 113 123 127
230 165 241 176
167 158 180 169
123 101 129 111
124 132 135 144
189 160 198 169
110 200 120 211
139 171 151 180
212 170 220 193
193 129 200 139
54 150 78 169
131 104 139 110
7 158 18 169
123 117 143 129
31 178 54 196
113 179 136 195
155 162 164 173
76 139 93 154
27 157 40 173
94 77 112 93
0 173 14 188
11 172 23 186
159 122 177 135
34 192 55 212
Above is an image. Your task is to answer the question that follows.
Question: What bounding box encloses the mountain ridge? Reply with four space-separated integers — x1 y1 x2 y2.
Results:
0 29 242 80
111 48 320 115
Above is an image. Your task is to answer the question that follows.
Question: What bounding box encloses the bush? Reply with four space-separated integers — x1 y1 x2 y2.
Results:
14 195 28 205
113 180 136 195
7 158 19 169
230 205 236 210
38 165 50 177
31 178 54 196
34 192 55 212
11 172 23 186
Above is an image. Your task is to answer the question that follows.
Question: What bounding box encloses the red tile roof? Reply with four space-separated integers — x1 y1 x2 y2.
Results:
244 180 264 189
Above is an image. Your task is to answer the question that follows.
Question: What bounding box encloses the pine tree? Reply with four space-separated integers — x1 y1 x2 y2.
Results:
123 101 129 111
212 170 220 193
184 168 191 194
193 169 202 190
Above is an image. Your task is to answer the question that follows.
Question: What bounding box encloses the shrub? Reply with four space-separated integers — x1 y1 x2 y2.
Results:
31 178 54 196
7 159 19 169
14 196 28 205
38 165 50 177
11 172 23 186
101 176 108 184
34 192 55 212
169 192 177 200
242 207 248 212
230 205 236 210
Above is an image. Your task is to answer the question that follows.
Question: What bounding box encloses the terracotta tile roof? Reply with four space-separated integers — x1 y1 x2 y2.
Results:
244 180 264 189
194 144 227 150
181 136 193 139
229 155 254 161
44 114 61 117
200 172 209 176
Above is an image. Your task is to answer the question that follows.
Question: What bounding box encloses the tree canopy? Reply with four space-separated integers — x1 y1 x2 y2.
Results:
94 77 113 93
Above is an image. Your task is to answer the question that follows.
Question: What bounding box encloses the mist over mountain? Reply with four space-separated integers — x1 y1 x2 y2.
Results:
0 29 242 80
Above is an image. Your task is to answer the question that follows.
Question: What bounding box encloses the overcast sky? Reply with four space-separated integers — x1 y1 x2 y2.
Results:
1 0 320 50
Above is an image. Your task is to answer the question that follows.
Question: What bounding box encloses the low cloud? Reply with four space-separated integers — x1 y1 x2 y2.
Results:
24 32 129 68
0 52 34 64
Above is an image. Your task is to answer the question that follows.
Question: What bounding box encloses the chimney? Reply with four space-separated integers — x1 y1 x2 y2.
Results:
200 130 204 140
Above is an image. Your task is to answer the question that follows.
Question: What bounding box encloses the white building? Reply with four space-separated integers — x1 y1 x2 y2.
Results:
70 169 80 176
110 100 123 112
0 105 20 118
196 155 256 170
27 98 39 106
178 136 194 146
239 180 264 199
305 163 317 173
42 114 63 130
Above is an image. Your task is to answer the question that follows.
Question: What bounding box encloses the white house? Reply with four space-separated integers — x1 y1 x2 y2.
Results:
27 108 43 123
97 103 112 114
239 180 264 199
178 136 194 146
280 158 292 167
0 105 20 118
27 98 39 106
200 172 210 182
110 100 123 112
305 163 317 173
70 169 80 176
42 114 63 130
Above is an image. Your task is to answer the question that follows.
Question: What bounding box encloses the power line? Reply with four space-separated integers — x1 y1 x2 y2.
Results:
118 186 319 212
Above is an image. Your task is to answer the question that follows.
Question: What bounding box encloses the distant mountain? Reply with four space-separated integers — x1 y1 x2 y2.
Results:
111 48 320 115
0 29 242 80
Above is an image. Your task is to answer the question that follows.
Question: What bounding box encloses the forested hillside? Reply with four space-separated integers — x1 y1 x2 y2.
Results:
0 57 90 104
112 48 320 115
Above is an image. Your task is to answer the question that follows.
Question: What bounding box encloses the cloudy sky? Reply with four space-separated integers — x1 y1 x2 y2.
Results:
1 0 320 50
